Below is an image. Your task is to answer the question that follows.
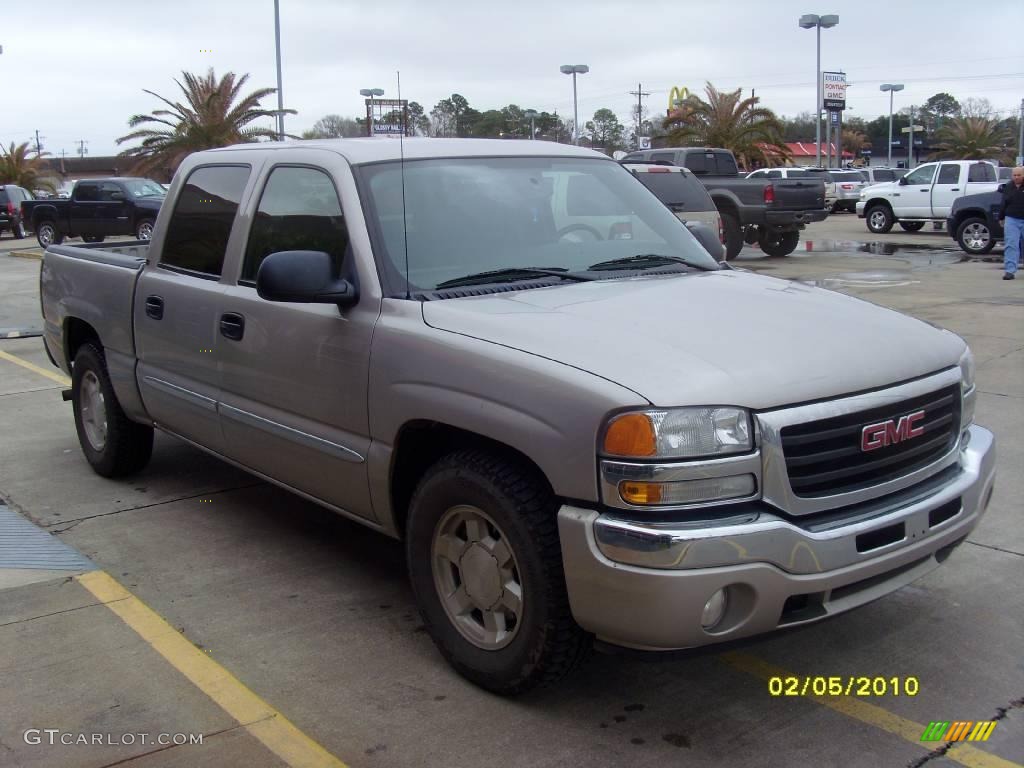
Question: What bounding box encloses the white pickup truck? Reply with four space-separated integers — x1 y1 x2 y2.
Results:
857 160 1000 234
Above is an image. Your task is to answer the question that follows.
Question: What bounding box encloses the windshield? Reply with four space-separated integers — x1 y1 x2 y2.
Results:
122 179 166 197
359 157 720 293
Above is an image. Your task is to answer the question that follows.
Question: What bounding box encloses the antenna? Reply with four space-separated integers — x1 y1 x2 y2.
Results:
397 70 411 300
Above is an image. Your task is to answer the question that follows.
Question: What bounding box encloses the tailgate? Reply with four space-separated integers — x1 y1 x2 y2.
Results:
770 179 826 211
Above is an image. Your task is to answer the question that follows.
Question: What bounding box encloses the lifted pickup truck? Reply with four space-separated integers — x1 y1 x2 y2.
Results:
857 160 1000 234
621 147 827 258
946 189 1005 255
41 139 995 695
22 177 165 248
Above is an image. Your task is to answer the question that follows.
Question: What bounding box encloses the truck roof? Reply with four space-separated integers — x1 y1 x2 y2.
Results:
204 137 608 165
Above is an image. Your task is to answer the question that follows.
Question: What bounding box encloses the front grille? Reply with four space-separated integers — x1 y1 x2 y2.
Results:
781 384 960 497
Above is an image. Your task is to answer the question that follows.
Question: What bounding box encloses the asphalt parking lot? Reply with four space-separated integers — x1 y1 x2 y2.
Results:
0 217 1021 768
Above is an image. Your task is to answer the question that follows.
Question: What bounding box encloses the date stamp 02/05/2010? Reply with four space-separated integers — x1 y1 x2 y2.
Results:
768 676 920 697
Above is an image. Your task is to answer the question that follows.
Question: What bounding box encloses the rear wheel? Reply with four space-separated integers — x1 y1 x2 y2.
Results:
135 219 155 241
36 220 63 248
72 343 153 477
955 217 995 255
721 212 743 261
758 229 800 257
406 449 590 695
899 221 925 232
866 205 894 234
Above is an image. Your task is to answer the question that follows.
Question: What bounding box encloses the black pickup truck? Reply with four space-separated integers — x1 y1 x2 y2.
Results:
620 148 827 258
21 177 165 248
947 189 1004 256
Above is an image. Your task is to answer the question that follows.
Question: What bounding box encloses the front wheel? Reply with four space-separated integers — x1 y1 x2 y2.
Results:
955 217 995 255
72 343 154 477
406 449 590 695
12 220 26 239
135 219 155 241
36 220 64 248
899 221 925 232
866 205 894 234
758 229 800 257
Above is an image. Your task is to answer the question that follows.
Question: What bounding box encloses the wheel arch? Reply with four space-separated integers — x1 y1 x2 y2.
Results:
63 317 102 370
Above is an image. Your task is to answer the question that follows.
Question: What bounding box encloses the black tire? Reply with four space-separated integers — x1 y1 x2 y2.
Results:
12 220 26 239
721 212 743 260
135 218 155 241
758 229 800 257
955 217 996 255
72 343 153 478
82 234 106 243
406 448 590 695
866 205 894 234
899 221 925 232
36 220 63 248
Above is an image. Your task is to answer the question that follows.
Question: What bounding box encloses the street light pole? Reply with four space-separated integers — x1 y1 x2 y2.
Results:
359 88 385 137
880 83 904 167
560 65 589 144
273 0 285 140
799 14 838 166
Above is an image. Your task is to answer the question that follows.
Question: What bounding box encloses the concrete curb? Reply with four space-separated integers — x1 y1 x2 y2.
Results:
5 248 43 260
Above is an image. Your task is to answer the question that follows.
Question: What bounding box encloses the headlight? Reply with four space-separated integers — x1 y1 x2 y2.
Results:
603 407 752 459
959 348 976 430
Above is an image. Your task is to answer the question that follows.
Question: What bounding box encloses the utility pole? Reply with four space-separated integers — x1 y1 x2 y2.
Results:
629 82 651 148
77 140 88 159
34 130 44 155
908 105 915 169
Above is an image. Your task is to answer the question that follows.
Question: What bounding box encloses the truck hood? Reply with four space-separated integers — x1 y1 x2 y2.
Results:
421 271 965 410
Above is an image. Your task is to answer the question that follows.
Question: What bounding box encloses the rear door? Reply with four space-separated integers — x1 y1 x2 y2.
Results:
216 156 377 520
69 182 101 234
929 163 963 218
134 163 255 453
97 182 133 235
899 163 937 217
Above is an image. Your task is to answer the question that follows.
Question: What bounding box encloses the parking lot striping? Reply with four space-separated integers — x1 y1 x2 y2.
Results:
77 571 348 768
721 652 1022 768
0 349 70 387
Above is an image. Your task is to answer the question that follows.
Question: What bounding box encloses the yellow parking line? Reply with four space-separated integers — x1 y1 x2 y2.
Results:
78 571 347 768
0 349 70 387
722 652 1021 768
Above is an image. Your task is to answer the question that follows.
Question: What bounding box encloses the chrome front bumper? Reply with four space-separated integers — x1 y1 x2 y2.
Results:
558 424 995 651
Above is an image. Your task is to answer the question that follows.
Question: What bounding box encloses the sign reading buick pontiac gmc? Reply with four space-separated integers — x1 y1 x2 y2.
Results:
823 72 847 111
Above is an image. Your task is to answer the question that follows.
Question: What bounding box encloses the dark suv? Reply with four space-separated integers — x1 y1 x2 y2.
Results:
0 185 32 239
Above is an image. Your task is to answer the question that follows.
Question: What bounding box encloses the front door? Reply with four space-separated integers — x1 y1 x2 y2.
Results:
217 161 378 521
929 163 963 218
900 163 937 217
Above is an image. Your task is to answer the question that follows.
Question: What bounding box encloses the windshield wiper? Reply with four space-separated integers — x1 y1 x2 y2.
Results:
586 254 704 271
435 266 594 289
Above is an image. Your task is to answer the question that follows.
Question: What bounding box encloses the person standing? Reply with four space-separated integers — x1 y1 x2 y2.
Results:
998 166 1024 280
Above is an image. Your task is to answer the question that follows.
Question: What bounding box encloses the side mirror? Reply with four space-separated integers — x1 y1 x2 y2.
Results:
256 250 358 307
686 222 725 261
898 176 908 186
997 183 1006 193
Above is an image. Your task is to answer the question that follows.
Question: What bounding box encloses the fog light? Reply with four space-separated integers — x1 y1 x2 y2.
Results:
619 474 756 506
702 589 728 629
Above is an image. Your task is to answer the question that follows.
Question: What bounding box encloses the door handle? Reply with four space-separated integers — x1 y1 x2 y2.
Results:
145 295 164 320
951 188 960 191
220 312 245 341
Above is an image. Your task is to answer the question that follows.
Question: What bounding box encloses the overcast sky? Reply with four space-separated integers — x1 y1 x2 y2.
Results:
5 0 1023 157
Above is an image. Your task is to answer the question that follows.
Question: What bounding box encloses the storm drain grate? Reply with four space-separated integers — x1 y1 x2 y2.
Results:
0 504 95 571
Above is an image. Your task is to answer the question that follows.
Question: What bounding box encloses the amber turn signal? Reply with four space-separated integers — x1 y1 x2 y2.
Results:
603 413 657 457
620 481 663 504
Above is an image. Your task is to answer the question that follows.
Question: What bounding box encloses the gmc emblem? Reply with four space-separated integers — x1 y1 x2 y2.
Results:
861 410 926 452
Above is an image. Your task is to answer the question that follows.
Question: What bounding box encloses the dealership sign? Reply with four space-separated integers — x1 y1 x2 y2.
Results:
823 71 846 111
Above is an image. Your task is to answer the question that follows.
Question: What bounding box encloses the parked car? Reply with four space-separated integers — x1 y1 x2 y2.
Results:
622 148 826 258
946 189 1004 255
39 138 995 695
997 167 1012 182
21 177 166 247
801 169 867 213
857 167 909 186
623 162 722 253
0 184 33 239
857 161 1000 234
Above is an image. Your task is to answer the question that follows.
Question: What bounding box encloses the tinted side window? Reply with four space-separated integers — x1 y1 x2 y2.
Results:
651 152 675 164
75 183 100 202
874 170 895 182
683 153 707 174
99 182 124 201
714 153 738 175
242 166 349 283
161 165 250 276
765 170 782 178
622 154 645 163
937 164 960 184
967 163 995 182
633 172 715 210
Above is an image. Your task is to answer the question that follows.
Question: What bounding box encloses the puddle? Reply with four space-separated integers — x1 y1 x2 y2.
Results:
794 271 920 289
796 239 962 257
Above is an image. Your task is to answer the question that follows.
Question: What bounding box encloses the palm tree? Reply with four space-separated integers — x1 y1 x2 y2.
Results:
662 83 790 169
928 117 1012 163
0 142 56 193
117 68 294 177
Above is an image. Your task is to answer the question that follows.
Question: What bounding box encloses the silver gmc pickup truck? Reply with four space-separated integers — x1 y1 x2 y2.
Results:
40 139 996 695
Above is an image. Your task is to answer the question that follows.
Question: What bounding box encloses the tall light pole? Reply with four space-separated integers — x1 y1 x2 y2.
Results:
273 0 285 140
559 65 589 144
360 88 385 137
799 13 838 166
523 109 538 140
879 83 904 167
